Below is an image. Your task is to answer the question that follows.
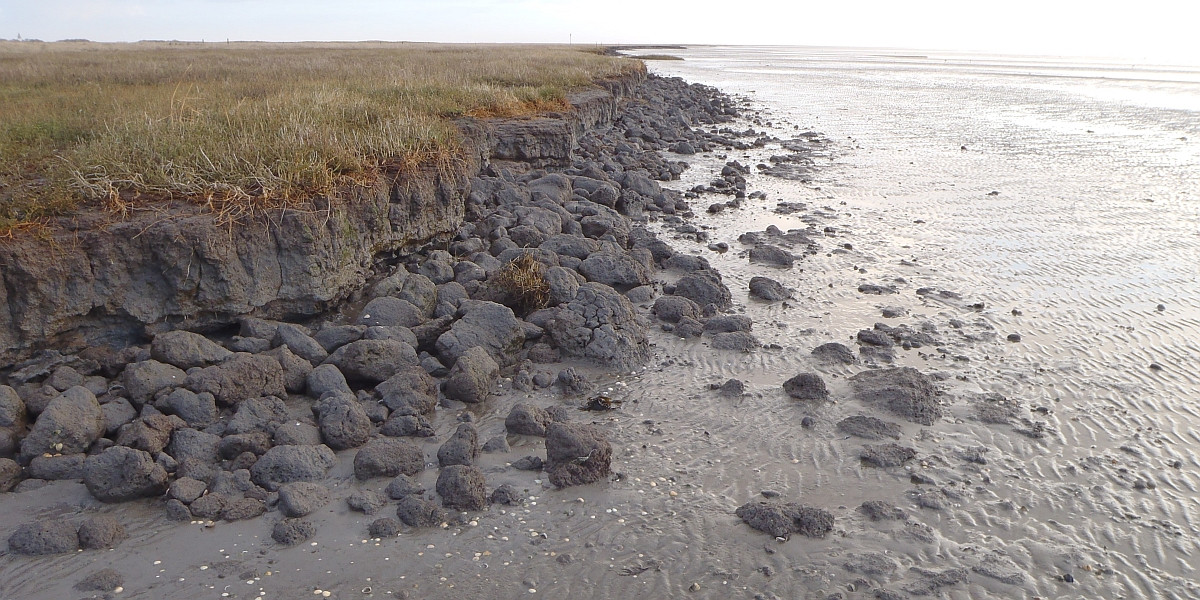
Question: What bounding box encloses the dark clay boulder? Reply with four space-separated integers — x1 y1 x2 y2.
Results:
28 453 86 480
223 497 267 521
0 385 26 429
100 398 137 437
313 325 365 353
273 421 322 446
272 323 330 365
546 283 649 370
122 360 186 406
167 477 208 503
188 493 230 518
323 339 419 385
782 372 829 401
368 517 402 538
0 457 23 492
376 367 439 415
811 342 857 364
544 422 612 488
278 482 330 517
395 495 446 527
250 444 336 491
272 518 317 545
184 353 285 406
316 394 372 450
74 569 124 592
436 423 480 467
578 251 651 289
306 363 352 398
652 295 701 323
435 464 488 511
114 413 186 454
19 386 105 462
219 431 273 459
848 367 941 425
264 345 315 393
748 244 794 267
380 413 435 438
540 234 600 261
674 317 705 338
8 521 79 555
442 346 499 404
84 446 169 502
77 515 127 549
505 403 552 436
748 276 790 301
705 315 753 333
353 438 425 480
150 330 233 369
226 395 289 435
156 388 218 427
385 474 425 499
710 331 760 352
735 501 834 538
357 297 424 329
673 270 732 310
165 427 221 464
544 265 583 307
347 490 387 515
490 483 525 505
435 301 525 368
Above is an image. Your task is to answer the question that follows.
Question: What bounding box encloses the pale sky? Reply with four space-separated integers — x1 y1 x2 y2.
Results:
2 0 1198 64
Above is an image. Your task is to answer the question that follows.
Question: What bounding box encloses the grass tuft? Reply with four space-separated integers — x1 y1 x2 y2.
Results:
492 253 550 315
0 41 644 232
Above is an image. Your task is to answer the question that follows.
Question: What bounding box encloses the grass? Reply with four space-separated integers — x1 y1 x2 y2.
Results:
0 41 644 231
634 54 684 61
492 253 550 315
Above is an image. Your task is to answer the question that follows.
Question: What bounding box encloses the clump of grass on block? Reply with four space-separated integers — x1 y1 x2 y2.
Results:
492 253 550 314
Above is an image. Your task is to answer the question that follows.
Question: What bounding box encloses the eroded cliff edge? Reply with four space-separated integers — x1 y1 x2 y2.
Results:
0 75 645 364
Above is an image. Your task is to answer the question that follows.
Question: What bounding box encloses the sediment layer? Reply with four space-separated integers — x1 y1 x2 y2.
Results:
0 73 647 365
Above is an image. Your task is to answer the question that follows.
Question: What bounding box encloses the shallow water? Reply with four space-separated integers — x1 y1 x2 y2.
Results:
4 48 1200 600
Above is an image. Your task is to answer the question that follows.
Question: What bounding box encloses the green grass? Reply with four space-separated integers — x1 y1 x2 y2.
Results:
0 41 643 231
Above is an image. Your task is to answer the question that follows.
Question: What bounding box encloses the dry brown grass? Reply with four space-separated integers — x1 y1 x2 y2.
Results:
0 41 643 231
492 253 550 314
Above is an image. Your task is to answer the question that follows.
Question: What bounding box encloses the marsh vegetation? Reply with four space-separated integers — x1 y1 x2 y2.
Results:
0 41 642 231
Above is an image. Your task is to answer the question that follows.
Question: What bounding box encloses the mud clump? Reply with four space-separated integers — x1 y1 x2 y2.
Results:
837 415 902 440
859 443 918 467
735 501 834 538
544 422 613 487
783 372 828 400
8 521 80 555
848 367 941 425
